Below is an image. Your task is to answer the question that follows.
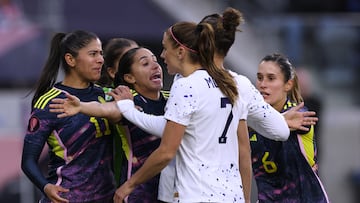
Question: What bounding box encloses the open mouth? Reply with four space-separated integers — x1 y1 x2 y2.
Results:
150 73 162 82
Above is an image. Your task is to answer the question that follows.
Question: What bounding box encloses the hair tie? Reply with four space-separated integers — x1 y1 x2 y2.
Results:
169 26 197 53
195 24 203 34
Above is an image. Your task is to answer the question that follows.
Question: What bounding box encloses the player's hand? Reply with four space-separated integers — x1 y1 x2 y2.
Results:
109 85 133 101
283 102 318 131
43 183 69 203
49 93 81 118
113 181 134 203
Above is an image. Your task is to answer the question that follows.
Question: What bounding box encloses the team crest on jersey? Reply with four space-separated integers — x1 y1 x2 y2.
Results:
28 116 40 132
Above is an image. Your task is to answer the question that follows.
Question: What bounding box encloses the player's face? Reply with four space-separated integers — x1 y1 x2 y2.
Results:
160 32 180 76
127 48 163 95
71 38 104 84
256 61 291 111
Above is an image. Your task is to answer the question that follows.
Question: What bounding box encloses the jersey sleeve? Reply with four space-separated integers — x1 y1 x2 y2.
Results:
235 74 289 141
21 135 49 192
116 99 166 137
164 78 197 126
21 107 59 191
235 96 248 120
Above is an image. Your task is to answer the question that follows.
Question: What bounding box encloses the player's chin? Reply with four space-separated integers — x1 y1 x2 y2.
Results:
150 83 163 92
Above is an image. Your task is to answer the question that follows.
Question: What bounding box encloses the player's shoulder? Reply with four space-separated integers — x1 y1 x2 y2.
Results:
227 70 252 86
232 73 252 86
284 100 309 112
92 83 106 94
230 73 258 99
33 87 64 110
171 74 191 87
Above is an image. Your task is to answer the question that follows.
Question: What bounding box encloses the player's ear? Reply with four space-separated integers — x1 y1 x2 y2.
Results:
65 53 76 67
107 67 116 80
285 79 293 92
124 74 135 84
177 46 186 60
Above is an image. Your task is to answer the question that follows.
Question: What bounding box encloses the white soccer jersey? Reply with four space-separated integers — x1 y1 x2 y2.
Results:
164 69 246 203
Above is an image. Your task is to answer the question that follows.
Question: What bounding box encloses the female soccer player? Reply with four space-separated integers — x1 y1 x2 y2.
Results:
21 30 116 203
250 53 329 202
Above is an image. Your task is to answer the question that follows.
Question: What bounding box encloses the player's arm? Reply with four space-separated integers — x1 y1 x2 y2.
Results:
115 100 166 137
21 143 70 203
247 103 290 141
50 93 122 123
248 101 317 139
237 119 252 203
113 120 184 202
21 140 51 192
110 85 166 137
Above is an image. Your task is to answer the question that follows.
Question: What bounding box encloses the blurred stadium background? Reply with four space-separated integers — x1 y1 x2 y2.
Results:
0 0 359 202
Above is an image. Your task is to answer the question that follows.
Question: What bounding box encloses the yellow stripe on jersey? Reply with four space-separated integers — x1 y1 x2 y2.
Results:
130 89 138 97
34 88 62 109
115 125 131 160
161 90 170 99
283 101 297 110
298 125 315 167
34 88 56 108
48 133 65 160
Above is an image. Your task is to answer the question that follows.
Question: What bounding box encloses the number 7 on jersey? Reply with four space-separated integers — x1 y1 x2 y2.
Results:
219 97 233 144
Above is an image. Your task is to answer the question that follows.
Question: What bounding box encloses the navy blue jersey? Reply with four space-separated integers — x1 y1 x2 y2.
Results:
249 99 329 203
22 83 115 203
120 89 169 203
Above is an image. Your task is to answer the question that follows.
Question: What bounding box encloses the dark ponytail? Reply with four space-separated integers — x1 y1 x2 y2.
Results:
31 33 65 108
